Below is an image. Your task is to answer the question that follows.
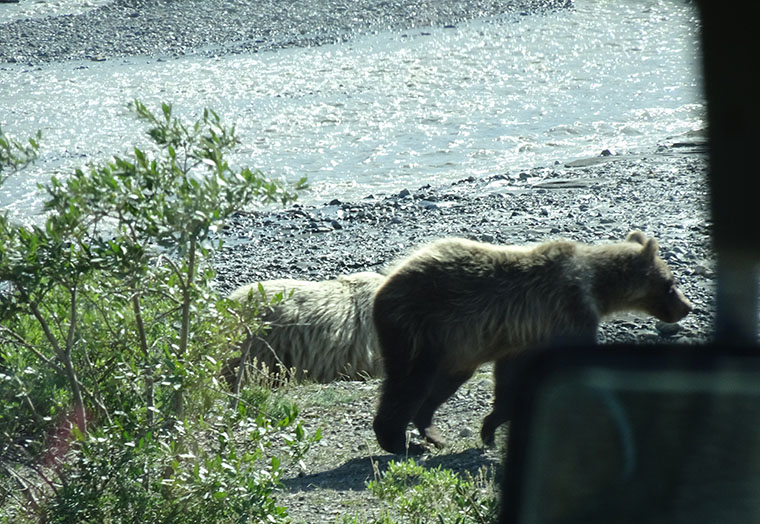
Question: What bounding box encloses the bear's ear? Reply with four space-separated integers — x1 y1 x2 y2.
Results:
641 238 659 259
626 231 647 245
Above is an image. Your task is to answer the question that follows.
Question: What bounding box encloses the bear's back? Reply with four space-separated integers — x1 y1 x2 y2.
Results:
374 237 595 367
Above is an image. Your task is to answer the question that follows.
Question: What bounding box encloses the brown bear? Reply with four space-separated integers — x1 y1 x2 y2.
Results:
225 272 385 386
372 231 693 454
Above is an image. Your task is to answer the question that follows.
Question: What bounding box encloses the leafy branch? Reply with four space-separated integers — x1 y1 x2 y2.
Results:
0 102 316 522
0 126 41 181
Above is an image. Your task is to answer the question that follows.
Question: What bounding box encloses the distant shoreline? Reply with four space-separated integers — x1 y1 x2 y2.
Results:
0 0 571 65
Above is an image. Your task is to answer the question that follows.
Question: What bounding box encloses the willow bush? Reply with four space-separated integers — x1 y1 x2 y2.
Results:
0 103 313 523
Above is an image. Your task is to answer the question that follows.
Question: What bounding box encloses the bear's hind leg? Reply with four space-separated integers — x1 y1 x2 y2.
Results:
481 357 516 446
413 370 474 449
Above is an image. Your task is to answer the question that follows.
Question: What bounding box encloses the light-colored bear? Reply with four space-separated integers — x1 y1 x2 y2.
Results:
371 231 693 454
225 272 385 386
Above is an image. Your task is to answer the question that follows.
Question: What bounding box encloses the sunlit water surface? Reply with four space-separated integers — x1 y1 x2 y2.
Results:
0 0 704 220
0 0 110 23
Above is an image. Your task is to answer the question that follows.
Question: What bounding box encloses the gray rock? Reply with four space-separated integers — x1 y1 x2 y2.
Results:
458 427 475 438
656 321 682 338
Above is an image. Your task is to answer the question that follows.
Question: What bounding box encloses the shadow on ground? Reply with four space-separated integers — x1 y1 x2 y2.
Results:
281 447 502 493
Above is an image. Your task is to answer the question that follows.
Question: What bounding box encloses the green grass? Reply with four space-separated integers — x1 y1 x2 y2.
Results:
363 458 498 524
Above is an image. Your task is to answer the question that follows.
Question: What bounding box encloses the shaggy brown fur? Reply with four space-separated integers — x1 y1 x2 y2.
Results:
372 231 693 454
225 272 385 385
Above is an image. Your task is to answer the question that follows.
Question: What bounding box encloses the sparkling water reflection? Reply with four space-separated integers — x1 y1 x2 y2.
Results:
0 0 703 219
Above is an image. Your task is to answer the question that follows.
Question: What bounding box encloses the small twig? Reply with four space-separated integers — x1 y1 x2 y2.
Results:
232 337 253 403
156 253 186 290
1 464 41 513
0 325 65 375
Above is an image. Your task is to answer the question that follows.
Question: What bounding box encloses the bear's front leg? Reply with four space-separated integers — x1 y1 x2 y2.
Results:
373 385 428 454
373 356 440 454
413 369 474 449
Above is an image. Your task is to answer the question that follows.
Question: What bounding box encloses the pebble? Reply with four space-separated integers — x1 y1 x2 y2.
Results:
458 427 475 438
478 378 494 389
656 321 682 338
692 263 713 277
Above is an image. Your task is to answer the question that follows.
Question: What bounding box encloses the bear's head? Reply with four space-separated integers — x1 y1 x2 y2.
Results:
625 231 693 323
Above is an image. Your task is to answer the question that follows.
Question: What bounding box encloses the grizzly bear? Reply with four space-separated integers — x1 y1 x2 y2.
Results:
372 231 693 454
225 272 385 386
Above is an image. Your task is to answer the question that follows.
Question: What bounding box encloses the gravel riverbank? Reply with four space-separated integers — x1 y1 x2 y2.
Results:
0 0 570 64
215 146 713 345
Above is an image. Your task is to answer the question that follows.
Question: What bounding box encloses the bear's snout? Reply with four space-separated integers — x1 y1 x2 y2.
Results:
665 285 693 323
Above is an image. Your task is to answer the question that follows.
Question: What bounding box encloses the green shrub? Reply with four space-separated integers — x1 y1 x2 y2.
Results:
366 459 497 524
0 103 314 523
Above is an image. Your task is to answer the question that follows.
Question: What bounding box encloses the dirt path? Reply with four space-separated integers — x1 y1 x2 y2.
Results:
274 370 501 522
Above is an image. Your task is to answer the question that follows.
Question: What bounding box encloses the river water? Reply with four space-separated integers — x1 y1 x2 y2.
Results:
0 0 703 220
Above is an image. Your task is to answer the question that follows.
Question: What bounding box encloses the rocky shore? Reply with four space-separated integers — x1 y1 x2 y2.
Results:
215 146 713 345
0 0 570 64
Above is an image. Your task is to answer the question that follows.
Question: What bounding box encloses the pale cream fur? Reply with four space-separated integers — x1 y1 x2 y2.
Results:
229 272 385 383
